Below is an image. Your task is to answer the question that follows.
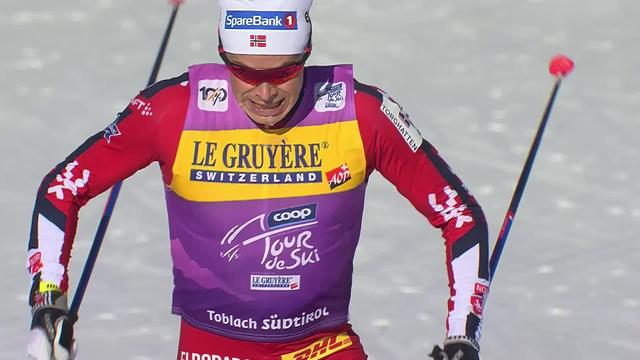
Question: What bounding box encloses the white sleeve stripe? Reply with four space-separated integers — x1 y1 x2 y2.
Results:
37 214 66 284
447 243 479 335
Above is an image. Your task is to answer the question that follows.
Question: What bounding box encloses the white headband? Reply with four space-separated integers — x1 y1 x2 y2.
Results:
218 0 313 55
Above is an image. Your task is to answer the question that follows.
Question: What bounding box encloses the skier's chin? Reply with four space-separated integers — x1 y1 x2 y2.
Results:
248 113 287 128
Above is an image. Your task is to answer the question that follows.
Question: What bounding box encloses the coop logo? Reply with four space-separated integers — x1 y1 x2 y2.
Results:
268 204 318 228
250 275 300 291
224 11 298 30
198 79 228 112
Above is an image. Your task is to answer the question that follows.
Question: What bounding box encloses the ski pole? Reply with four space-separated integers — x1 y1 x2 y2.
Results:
489 54 575 281
69 0 185 322
429 55 574 360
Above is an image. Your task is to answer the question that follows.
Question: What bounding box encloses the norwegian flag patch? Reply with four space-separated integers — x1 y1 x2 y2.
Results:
249 34 267 48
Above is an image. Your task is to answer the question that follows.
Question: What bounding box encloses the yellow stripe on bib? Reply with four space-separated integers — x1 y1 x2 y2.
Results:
170 120 366 202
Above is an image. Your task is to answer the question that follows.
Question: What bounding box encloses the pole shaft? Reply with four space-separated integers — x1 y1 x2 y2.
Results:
489 78 562 280
69 2 182 321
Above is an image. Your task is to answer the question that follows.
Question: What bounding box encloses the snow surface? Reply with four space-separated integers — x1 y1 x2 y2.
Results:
2 0 639 359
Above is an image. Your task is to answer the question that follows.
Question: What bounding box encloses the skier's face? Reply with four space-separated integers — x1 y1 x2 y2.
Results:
226 53 305 128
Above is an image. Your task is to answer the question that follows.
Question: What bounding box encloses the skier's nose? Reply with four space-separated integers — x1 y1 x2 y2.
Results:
254 82 278 103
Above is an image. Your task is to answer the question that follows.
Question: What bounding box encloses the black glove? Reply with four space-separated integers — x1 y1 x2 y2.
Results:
430 336 480 360
27 287 76 360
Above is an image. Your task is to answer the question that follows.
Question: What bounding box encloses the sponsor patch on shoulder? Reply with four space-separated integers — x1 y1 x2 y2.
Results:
379 92 422 152
314 81 346 112
198 79 229 112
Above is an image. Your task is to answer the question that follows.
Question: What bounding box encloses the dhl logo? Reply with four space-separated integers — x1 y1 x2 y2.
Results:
281 333 353 360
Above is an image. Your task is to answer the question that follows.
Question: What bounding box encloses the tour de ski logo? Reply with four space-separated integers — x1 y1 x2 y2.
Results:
198 79 229 112
314 81 346 112
220 204 320 271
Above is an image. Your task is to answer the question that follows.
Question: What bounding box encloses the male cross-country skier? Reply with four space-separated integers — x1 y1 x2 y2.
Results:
27 0 490 359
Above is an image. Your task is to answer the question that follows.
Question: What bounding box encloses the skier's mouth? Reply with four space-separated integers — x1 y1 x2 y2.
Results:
249 98 286 118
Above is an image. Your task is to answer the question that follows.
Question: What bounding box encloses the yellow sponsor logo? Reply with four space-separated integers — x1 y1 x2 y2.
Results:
38 281 61 293
171 121 366 202
281 333 353 360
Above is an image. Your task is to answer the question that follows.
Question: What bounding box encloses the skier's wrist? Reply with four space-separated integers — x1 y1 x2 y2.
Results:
444 335 480 352
430 335 480 360
28 289 76 360
29 274 66 310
